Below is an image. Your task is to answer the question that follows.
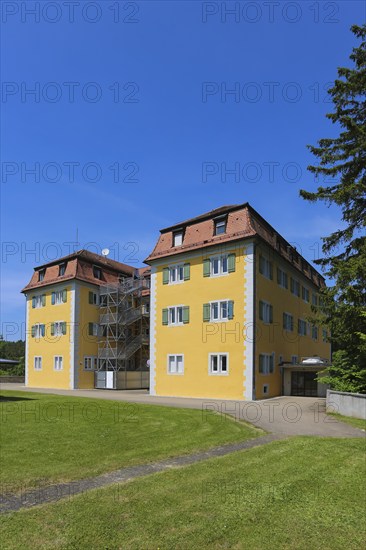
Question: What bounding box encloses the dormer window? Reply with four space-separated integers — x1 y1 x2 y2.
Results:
93 265 102 280
59 263 66 276
38 269 45 282
173 231 183 247
214 217 226 236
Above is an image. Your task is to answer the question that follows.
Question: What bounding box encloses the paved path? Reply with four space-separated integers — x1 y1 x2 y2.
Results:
0 433 285 513
1 383 364 437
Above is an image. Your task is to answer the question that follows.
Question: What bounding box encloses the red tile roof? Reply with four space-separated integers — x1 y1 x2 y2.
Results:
21 250 143 293
145 203 325 288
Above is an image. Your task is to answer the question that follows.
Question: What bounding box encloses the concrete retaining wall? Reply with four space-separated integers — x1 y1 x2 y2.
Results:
326 390 366 420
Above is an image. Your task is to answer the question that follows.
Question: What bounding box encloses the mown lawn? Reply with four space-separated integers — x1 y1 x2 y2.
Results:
0 390 259 492
1 437 365 549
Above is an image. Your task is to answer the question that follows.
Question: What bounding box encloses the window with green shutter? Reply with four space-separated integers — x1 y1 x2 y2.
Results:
182 306 190 324
89 291 94 304
203 303 210 321
42 294 46 306
183 263 190 281
203 259 211 277
228 300 234 319
62 322 67 335
162 267 169 284
32 297 36 308
62 289 67 303
228 254 236 273
162 308 168 325
51 292 56 305
51 323 55 336
31 326 36 337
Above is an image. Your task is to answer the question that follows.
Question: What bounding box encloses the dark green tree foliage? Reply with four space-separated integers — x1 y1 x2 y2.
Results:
300 25 366 393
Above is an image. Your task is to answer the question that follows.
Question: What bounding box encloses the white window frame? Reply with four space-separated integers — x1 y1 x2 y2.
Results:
53 290 64 305
59 263 66 276
291 355 298 365
84 356 98 371
259 255 273 279
54 356 63 371
214 218 226 235
209 300 229 322
168 305 184 326
54 321 64 337
90 323 99 337
33 295 44 308
173 232 183 247
298 319 308 336
277 268 288 289
259 300 272 324
290 278 300 297
259 353 275 375
90 292 99 305
34 356 42 370
167 354 184 375
210 255 228 277
302 286 310 303
169 264 184 284
34 324 45 338
283 312 293 332
208 353 229 375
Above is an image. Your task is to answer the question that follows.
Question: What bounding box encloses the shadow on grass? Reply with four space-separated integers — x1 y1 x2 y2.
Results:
0 395 36 402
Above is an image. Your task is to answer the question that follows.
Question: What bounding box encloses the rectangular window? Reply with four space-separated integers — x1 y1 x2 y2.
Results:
93 266 102 280
52 321 66 337
291 355 298 365
302 286 310 302
54 356 63 370
312 293 318 306
214 218 226 235
167 354 184 374
298 319 308 336
259 353 275 374
209 353 229 375
277 268 288 289
59 263 66 276
168 306 183 326
173 231 183 247
32 294 46 308
34 356 42 370
290 277 300 297
38 269 45 282
84 356 98 371
210 300 233 322
32 324 45 338
52 290 67 305
259 301 273 324
211 255 228 276
312 325 318 340
322 329 327 342
259 255 273 280
88 323 99 336
283 312 294 332
89 291 99 305
169 264 184 284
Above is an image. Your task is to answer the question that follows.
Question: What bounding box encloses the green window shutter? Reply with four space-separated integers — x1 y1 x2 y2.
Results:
182 306 190 324
88 322 93 336
32 297 36 308
31 326 36 337
277 268 281 284
183 263 190 281
42 294 46 306
162 308 168 325
203 303 210 322
228 300 234 320
203 259 211 277
89 291 93 304
270 305 273 323
51 292 56 305
62 322 67 335
62 289 67 303
259 301 264 321
41 325 45 337
228 254 236 273
162 268 169 285
51 323 55 336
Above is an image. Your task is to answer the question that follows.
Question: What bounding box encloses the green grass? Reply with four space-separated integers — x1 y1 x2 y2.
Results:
0 390 259 492
329 412 366 431
1 437 365 549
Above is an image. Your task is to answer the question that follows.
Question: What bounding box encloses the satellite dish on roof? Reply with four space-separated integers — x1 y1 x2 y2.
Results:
102 248 110 257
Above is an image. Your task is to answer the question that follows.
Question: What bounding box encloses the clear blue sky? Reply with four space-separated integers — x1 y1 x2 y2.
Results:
1 0 365 339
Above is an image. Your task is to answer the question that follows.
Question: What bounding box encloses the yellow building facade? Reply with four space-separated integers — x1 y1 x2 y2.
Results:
23 250 137 390
146 203 331 400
